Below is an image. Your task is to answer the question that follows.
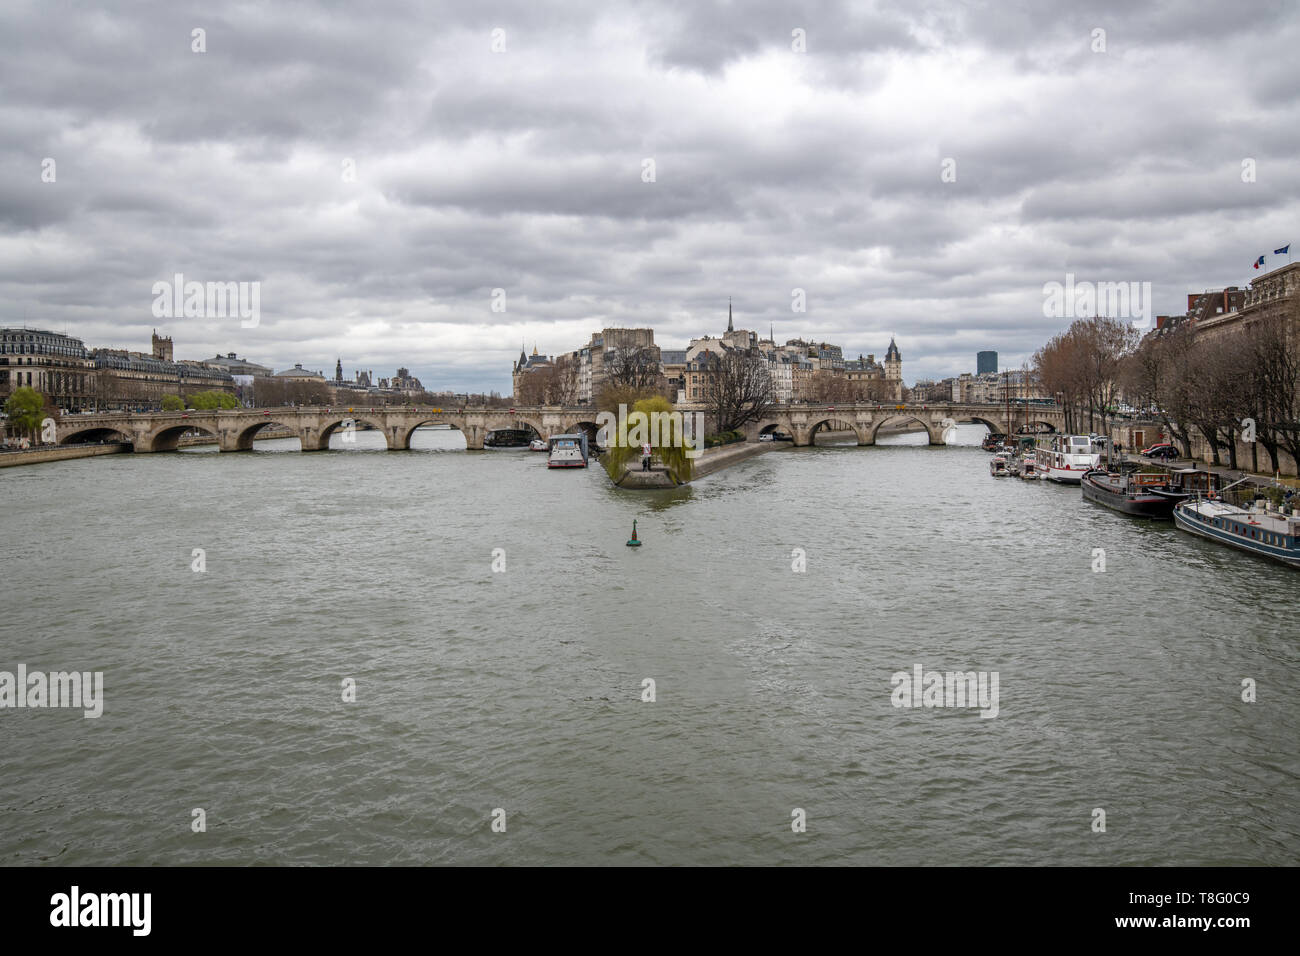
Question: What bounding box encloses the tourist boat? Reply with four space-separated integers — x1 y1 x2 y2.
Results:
1034 435 1101 484
547 433 588 468
989 454 1011 477
529 438 548 452
981 433 1006 451
1173 496 1300 568
1080 468 1179 519
485 428 533 448
1018 456 1039 480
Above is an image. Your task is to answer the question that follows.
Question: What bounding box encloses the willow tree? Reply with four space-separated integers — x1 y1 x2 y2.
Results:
4 386 46 441
601 395 696 483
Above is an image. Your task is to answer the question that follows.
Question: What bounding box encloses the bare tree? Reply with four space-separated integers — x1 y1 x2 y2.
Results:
604 346 662 392
1034 328 1088 433
703 349 773 433
811 372 854 403
1244 313 1295 473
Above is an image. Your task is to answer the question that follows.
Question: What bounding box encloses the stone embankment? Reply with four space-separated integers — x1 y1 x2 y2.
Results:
614 440 789 488
0 442 128 468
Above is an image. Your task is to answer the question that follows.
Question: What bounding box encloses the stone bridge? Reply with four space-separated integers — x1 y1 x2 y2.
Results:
53 401 1063 453
54 405 605 453
745 402 1064 446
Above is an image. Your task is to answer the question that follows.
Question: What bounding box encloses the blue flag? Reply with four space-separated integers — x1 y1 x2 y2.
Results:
1275 244 1290 255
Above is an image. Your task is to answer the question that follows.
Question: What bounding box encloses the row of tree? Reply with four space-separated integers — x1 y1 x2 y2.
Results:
1034 313 1299 472
1124 313 1299 472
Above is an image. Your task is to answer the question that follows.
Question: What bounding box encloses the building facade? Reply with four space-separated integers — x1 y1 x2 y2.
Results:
0 328 96 410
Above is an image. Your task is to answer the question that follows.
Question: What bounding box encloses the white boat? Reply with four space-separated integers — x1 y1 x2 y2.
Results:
1174 496 1300 568
989 454 1011 477
1034 435 1101 484
529 438 548 451
547 433 588 468
1019 457 1039 480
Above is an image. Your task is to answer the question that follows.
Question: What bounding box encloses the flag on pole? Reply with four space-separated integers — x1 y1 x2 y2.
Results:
1274 244 1290 255
1253 255 1266 269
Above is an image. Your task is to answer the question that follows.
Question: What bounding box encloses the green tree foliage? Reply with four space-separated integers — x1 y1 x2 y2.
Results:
4 386 46 435
601 395 695 483
161 394 185 411
187 390 240 410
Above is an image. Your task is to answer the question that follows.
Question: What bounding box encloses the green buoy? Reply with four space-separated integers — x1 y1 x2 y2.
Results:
626 518 641 547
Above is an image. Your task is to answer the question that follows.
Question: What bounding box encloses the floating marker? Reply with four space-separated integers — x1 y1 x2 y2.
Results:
626 518 641 547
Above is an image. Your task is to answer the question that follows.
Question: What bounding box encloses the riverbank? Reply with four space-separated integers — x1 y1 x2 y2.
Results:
0 442 128 468
614 439 789 488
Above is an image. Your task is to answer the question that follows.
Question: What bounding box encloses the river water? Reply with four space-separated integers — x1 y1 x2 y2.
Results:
1 424 1296 865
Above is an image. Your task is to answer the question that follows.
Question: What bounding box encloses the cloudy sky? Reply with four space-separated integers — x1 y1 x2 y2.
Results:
4 0 1299 393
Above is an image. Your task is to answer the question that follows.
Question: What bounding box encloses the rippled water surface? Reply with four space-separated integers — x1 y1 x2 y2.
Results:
2 424 1297 865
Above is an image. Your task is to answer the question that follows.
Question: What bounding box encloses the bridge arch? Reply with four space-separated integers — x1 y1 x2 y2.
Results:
312 415 391 451
230 418 304 451
1017 420 1057 435
808 417 864 445
400 417 466 450
145 422 219 453
870 415 943 445
483 417 545 445
563 420 602 441
947 416 1009 438
506 417 546 437
58 424 134 447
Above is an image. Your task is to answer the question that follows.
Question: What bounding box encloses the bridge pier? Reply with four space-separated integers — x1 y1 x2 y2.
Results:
220 430 252 452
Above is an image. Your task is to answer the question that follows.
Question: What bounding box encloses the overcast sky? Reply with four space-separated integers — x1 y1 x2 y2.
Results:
4 0 1299 393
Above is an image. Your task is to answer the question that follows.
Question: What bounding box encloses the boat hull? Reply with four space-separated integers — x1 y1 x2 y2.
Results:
1081 474 1176 519
1174 504 1300 568
1045 468 1084 484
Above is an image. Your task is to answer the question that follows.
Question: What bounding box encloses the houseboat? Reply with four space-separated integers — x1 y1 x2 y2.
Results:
1034 434 1101 484
989 454 1011 477
1080 468 1179 519
1173 497 1300 568
547 433 589 468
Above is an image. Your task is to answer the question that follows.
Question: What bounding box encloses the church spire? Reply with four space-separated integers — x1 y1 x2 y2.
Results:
727 297 733 333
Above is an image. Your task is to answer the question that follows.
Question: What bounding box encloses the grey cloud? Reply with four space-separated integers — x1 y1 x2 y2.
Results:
1 0 1298 388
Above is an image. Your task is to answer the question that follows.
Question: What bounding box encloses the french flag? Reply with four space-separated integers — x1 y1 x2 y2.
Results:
1253 255 1266 269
